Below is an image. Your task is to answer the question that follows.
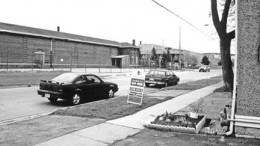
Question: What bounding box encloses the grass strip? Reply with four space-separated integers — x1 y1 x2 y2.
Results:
0 71 67 87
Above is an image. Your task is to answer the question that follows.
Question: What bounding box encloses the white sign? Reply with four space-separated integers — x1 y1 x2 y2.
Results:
127 70 145 105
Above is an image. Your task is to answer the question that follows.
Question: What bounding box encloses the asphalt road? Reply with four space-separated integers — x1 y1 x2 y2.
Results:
0 69 222 123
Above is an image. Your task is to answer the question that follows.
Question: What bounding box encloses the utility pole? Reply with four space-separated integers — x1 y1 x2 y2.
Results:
50 39 54 70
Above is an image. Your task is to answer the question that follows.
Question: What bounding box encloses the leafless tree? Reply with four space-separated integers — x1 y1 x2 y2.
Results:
211 0 235 90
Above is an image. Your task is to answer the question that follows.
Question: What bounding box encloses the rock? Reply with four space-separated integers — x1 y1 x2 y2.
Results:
159 117 164 121
165 118 171 123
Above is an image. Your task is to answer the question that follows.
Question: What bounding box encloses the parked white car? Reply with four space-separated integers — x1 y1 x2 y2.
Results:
199 66 210 72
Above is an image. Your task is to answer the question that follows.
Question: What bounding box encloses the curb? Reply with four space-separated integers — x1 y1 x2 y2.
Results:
0 112 51 126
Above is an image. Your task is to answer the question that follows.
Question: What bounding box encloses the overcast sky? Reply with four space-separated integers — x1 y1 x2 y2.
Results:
0 0 221 53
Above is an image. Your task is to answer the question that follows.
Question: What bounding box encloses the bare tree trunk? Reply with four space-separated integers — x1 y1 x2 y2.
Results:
220 38 234 89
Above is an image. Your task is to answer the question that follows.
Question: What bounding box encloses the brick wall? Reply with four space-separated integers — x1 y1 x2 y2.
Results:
120 48 139 65
0 33 119 68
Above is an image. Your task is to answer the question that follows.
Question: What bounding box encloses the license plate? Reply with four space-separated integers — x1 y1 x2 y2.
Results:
45 93 50 98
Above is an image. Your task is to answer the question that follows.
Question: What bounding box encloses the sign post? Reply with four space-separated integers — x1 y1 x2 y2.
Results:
127 70 145 105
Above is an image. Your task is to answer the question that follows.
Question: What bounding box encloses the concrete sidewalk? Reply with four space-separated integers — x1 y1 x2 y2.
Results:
35 82 223 146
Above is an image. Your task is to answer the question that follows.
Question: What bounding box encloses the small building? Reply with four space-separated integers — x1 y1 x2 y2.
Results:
139 44 202 68
111 55 130 68
0 22 139 68
139 44 183 68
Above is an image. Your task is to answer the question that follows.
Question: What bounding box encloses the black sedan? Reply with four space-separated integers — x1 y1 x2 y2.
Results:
145 70 180 87
37 73 119 105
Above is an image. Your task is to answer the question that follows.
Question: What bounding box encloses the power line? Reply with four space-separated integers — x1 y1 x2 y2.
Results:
151 0 216 40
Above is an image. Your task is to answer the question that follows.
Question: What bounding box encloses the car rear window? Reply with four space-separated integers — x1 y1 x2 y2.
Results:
155 71 165 76
52 73 78 83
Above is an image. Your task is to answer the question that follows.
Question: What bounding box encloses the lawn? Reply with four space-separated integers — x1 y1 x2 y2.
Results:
0 71 67 88
167 76 223 90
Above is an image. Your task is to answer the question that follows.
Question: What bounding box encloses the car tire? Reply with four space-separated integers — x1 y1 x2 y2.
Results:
107 89 114 98
48 97 58 103
145 83 150 87
70 93 81 105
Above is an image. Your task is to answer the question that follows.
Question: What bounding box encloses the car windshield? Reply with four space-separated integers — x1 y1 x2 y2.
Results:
52 73 78 83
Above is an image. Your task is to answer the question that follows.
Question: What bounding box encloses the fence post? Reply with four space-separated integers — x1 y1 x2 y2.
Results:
143 59 145 72
52 51 54 71
85 62 87 73
31 51 34 71
6 48 9 72
99 58 100 73
70 53 72 72
85 53 87 73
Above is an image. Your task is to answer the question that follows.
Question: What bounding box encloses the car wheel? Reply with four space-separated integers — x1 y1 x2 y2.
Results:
107 89 114 98
145 83 150 87
199 69 202 72
48 97 58 103
70 93 81 105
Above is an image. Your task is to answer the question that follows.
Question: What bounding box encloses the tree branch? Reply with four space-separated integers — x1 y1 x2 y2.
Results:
221 0 232 30
211 0 223 38
227 30 235 39
211 0 220 27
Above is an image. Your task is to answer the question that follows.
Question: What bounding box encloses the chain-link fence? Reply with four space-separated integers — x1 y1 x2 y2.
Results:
0 49 150 73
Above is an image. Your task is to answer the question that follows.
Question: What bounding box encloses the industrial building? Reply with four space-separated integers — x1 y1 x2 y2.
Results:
0 22 139 68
